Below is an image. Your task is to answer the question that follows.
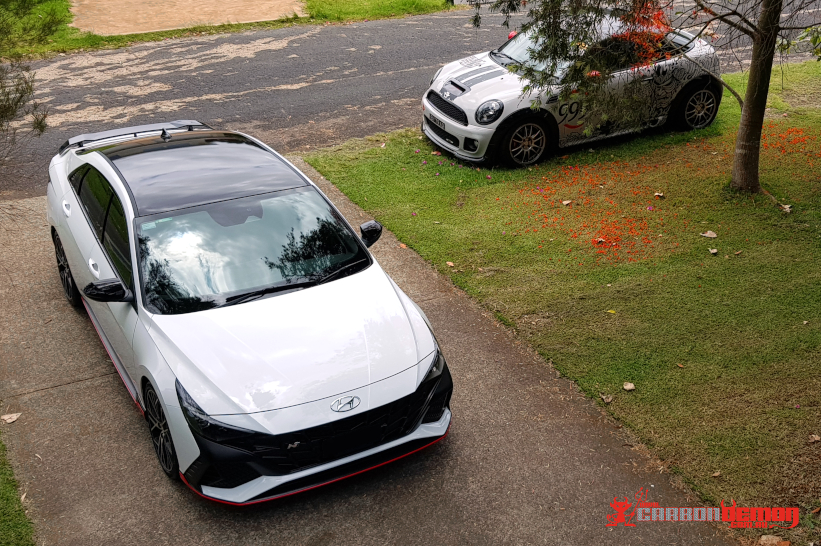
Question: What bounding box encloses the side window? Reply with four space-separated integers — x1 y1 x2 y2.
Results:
77 167 113 240
68 165 89 194
103 195 133 288
589 38 640 72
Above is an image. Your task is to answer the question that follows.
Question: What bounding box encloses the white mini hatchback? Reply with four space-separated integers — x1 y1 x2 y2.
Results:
46 121 453 505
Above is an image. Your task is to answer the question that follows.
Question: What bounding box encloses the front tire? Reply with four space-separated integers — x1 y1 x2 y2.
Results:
145 383 180 480
669 82 720 130
53 233 82 307
500 118 553 167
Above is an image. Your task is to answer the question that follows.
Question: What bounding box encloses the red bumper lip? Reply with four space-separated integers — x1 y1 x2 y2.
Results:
179 425 451 506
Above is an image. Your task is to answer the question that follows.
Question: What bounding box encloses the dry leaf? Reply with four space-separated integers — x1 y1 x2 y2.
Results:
709 248 718 255
701 231 718 238
810 434 821 443
734 250 742 255
607 310 616 314
380 142 386 148
803 321 809 325
399 243 407 249
35 454 42 460
20 492 25 503
677 363 684 369
711 471 721 478
1 413 21 424
600 393 613 404
758 537 783 546
562 200 572 206
654 192 665 199
446 261 454 267
811 507 821 514
623 382 635 391
781 204 792 213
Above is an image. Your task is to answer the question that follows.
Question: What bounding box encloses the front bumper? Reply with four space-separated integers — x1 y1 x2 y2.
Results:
181 364 453 505
422 94 495 162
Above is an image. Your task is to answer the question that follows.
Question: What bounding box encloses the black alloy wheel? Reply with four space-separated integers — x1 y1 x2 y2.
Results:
145 383 179 479
53 233 82 307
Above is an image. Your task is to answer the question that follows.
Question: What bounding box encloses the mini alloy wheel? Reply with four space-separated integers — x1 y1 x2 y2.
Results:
53 233 82 307
145 384 179 479
683 89 718 129
507 122 547 166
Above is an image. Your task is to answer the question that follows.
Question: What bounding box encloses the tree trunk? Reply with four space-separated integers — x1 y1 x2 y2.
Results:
730 0 783 192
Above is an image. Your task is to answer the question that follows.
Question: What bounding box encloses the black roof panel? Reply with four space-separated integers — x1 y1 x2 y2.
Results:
99 131 308 216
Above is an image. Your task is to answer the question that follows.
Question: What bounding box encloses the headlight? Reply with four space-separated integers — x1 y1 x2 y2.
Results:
423 349 447 382
475 100 504 125
175 379 255 443
430 67 443 87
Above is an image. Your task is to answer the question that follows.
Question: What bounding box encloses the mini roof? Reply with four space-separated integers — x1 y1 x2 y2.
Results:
98 131 308 216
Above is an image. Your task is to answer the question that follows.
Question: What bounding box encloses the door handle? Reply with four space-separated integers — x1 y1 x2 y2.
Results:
62 200 71 217
88 259 100 279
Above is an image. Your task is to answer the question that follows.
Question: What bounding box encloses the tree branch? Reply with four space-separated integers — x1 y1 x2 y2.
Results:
693 0 759 38
682 52 745 109
699 1 760 35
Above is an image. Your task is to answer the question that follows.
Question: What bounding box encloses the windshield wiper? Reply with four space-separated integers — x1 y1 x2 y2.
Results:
316 258 369 285
213 281 316 309
491 50 517 65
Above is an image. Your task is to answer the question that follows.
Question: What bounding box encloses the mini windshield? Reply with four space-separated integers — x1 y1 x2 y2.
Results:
495 31 567 73
136 187 369 315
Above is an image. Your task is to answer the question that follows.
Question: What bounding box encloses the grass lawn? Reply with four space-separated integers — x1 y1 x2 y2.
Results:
306 62 821 541
0 434 33 546
0 0 456 58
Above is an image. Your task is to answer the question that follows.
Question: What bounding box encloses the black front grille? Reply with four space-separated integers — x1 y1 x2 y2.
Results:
426 119 459 148
427 91 469 126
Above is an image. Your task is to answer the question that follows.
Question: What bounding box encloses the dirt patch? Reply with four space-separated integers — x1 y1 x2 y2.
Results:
70 0 306 35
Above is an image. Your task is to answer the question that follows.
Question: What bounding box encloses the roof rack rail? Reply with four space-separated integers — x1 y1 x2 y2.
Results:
59 120 213 154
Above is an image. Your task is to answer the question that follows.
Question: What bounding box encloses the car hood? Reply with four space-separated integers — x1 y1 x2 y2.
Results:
433 53 538 113
149 262 434 415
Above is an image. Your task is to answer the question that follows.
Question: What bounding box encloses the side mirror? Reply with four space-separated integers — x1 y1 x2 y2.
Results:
360 220 383 248
83 279 134 303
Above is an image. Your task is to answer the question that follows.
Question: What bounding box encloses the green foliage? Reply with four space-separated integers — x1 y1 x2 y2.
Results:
0 0 70 56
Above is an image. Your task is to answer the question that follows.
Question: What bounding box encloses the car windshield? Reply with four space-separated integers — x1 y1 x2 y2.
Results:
495 32 568 73
136 187 370 315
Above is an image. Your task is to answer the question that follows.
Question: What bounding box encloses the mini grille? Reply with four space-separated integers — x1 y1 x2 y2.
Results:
427 91 468 126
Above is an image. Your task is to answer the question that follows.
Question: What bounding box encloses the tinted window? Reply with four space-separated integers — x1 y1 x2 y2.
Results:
136 188 370 315
103 194 133 288
588 37 640 72
68 166 88 194
78 167 113 240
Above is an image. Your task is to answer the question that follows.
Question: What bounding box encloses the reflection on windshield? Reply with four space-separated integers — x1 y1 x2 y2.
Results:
137 188 369 314
496 32 570 74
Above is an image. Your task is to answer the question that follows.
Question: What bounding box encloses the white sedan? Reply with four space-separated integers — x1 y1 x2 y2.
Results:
47 120 453 505
422 22 722 166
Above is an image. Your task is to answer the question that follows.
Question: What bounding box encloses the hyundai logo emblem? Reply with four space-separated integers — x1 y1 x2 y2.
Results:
331 396 361 413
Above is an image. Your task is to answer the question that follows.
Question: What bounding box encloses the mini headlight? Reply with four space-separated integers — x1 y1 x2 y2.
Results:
430 67 443 87
475 100 504 125
175 379 255 443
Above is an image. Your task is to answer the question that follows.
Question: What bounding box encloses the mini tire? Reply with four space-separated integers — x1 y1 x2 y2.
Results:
145 383 180 480
669 81 721 130
53 232 82 307
500 118 554 167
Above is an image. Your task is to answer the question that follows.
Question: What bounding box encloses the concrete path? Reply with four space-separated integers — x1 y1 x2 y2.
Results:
0 156 734 544
70 0 305 35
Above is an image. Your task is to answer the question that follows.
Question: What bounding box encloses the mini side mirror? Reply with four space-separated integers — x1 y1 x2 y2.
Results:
83 279 134 303
360 220 383 248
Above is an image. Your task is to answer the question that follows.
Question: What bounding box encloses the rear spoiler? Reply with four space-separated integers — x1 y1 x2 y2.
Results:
58 120 212 154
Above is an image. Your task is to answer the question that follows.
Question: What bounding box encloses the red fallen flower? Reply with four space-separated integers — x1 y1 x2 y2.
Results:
587 70 601 77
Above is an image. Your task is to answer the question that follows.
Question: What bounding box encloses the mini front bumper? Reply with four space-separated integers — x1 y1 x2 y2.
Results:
421 94 495 162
